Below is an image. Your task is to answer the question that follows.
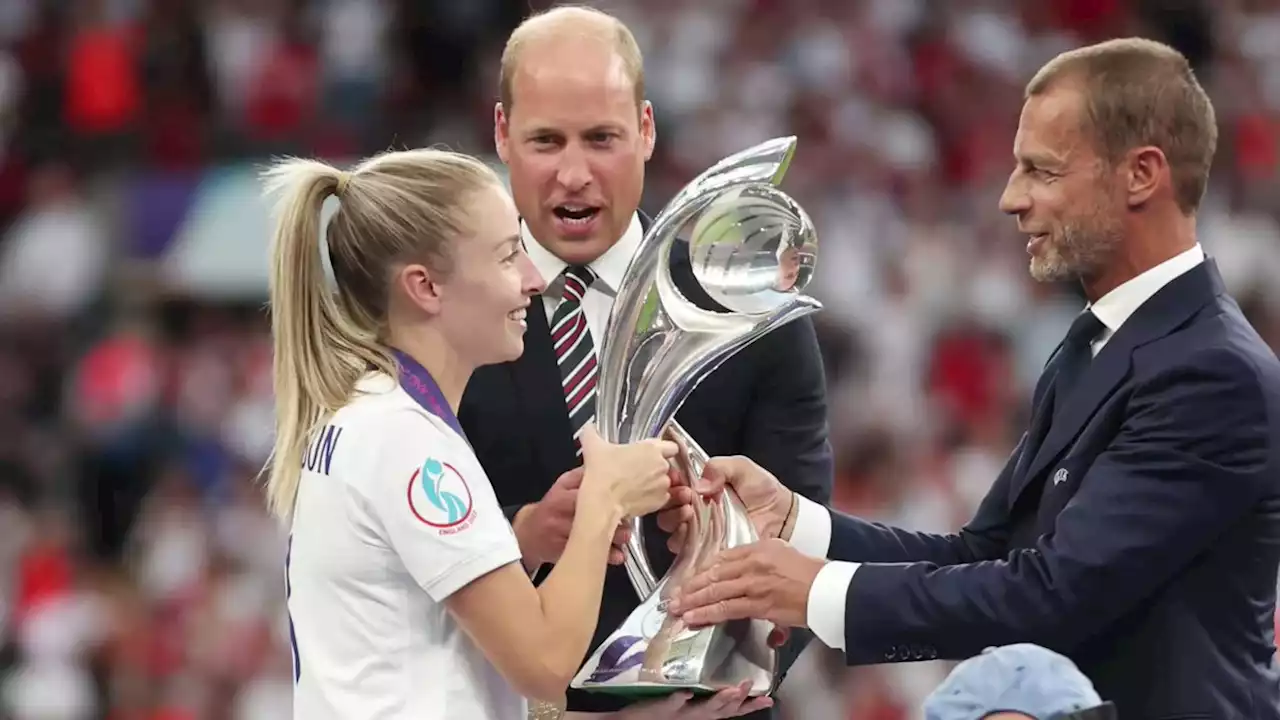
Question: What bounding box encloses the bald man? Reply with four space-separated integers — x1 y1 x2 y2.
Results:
458 7 833 720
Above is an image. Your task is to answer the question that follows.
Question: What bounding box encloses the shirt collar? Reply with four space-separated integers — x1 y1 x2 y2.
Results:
1089 243 1205 333
521 213 645 295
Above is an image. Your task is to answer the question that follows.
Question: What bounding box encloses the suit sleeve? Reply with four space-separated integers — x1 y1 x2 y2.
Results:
837 352 1274 664
824 434 1024 566
741 316 834 505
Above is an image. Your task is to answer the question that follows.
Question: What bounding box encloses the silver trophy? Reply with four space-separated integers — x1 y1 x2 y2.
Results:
569 137 821 699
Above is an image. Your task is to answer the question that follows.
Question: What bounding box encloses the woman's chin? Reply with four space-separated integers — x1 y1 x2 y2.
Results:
499 335 526 363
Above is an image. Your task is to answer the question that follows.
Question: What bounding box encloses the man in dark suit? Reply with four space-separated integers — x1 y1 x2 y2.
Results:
662 38 1280 719
459 6 832 719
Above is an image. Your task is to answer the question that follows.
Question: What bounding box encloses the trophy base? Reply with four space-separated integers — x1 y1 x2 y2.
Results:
569 582 776 699
573 684 717 699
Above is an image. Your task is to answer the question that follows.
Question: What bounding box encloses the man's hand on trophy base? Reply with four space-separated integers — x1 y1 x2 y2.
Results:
513 467 632 566
656 456 792 554
606 682 774 720
667 539 824 630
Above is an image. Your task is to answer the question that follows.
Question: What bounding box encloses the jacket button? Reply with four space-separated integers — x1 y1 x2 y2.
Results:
883 646 898 661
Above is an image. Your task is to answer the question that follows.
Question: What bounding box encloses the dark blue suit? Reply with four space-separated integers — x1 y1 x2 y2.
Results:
826 260 1280 719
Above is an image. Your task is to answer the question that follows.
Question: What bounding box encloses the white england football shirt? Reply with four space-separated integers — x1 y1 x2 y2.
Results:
286 370 525 720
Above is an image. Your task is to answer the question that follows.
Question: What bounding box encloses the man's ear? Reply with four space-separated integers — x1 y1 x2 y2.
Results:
495 102 511 165
1124 145 1165 208
640 100 656 162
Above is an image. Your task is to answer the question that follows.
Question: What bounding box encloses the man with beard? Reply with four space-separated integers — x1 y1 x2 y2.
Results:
659 37 1280 719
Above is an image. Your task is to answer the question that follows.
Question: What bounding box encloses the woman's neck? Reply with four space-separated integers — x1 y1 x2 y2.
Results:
388 329 473 413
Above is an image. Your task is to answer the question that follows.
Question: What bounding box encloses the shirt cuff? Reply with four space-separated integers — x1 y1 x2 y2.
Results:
806 561 858 651
787 493 831 558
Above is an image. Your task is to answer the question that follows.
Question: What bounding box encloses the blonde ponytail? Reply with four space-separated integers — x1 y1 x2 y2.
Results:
261 159 394 521
260 149 502 521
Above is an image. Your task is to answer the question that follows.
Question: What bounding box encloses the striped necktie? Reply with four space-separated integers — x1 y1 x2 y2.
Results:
551 265 598 455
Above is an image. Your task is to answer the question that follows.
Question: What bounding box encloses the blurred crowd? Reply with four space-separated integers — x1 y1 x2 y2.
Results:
0 0 1276 718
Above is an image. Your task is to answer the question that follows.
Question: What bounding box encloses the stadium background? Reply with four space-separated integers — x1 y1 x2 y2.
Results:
0 0 1276 717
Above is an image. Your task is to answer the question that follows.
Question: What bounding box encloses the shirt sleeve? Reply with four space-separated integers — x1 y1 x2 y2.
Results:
789 493 832 558
807 562 858 650
360 410 523 602
788 493 854 649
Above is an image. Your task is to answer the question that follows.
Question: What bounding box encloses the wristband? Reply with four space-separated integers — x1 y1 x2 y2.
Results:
780 491 799 541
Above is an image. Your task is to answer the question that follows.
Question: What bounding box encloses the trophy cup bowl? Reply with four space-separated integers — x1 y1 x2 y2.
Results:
569 136 821 699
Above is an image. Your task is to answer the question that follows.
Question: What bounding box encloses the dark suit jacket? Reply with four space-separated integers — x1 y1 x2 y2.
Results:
459 214 833 714
823 260 1280 720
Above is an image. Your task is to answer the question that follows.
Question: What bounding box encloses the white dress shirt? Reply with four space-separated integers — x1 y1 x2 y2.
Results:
1087 243 1205 356
799 243 1207 651
522 214 646 334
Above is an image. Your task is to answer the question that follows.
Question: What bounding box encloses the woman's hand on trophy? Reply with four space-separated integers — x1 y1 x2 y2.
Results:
656 455 794 553
579 424 680 521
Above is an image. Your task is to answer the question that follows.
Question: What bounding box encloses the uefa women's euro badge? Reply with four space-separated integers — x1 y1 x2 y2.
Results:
569 136 821 699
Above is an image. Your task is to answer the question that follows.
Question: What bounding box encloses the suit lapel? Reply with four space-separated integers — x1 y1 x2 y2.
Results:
1010 370 1059 502
1018 334 1134 495
1012 259 1225 506
513 297 579 476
